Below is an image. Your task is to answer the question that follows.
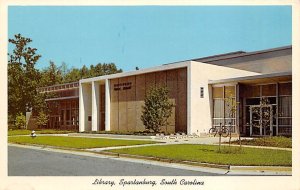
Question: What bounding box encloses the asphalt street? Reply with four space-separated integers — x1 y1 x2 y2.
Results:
8 146 221 176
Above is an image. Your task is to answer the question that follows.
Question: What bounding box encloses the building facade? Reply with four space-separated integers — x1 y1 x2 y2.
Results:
34 46 292 136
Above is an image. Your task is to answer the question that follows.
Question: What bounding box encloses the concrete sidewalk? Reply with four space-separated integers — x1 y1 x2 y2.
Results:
68 133 292 151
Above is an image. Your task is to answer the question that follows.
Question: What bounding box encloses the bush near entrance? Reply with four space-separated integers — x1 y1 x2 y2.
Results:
229 136 292 148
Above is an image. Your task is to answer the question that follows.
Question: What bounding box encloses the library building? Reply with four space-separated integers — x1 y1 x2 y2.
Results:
33 46 292 137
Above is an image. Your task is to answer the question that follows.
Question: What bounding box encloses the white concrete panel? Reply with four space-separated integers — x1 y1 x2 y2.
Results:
79 82 85 132
188 61 260 135
79 83 92 132
105 79 111 131
92 81 100 131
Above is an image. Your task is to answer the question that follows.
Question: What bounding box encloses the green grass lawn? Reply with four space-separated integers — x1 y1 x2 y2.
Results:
8 136 158 149
230 136 292 148
108 144 291 166
8 129 73 136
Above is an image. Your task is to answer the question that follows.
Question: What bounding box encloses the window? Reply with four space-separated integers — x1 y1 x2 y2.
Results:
212 86 236 132
88 116 92 121
278 96 292 135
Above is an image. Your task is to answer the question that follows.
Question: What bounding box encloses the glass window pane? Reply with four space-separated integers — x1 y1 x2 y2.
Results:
225 98 236 118
246 98 260 105
279 96 292 117
279 83 292 96
225 86 235 98
213 87 223 98
213 99 224 118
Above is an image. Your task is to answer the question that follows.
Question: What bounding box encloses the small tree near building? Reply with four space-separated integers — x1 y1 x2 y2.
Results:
36 112 49 128
15 113 26 129
141 86 174 133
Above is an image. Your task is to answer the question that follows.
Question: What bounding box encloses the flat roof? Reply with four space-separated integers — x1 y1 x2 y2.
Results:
80 61 189 83
192 45 292 63
208 71 292 85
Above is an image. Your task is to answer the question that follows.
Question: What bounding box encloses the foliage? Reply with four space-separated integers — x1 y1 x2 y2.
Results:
64 63 122 82
109 144 292 166
39 61 63 87
230 136 292 148
8 34 41 118
8 34 123 129
141 86 174 133
15 113 26 129
36 112 49 127
8 136 157 149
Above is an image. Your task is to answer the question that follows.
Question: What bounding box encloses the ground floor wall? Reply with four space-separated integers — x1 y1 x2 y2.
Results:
211 81 292 137
109 68 187 133
45 98 79 131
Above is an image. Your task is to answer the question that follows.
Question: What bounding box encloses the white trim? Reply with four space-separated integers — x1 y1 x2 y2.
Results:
80 61 189 83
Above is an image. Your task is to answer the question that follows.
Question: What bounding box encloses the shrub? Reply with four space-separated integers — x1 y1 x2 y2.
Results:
36 111 49 128
15 113 26 129
141 86 174 133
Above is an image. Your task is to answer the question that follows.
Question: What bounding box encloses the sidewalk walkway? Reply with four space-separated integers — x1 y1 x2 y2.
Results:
69 133 292 151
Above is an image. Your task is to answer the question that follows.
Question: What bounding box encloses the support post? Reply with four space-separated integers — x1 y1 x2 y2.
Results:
92 81 100 131
105 79 111 131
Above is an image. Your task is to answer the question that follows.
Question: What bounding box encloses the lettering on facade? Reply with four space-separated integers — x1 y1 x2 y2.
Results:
114 82 132 91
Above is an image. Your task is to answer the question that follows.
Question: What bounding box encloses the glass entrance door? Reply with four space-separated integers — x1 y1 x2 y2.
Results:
250 105 273 136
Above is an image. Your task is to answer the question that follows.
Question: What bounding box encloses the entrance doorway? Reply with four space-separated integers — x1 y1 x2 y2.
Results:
250 105 273 136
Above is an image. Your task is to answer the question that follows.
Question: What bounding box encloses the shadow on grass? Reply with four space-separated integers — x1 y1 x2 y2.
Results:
215 146 245 154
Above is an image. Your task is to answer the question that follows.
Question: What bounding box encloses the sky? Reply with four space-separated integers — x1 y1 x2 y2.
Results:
8 6 292 71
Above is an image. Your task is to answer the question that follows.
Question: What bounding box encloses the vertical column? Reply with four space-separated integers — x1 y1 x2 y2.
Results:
187 64 192 135
79 82 92 132
236 83 240 134
92 81 100 131
276 83 279 136
105 79 111 131
79 82 85 132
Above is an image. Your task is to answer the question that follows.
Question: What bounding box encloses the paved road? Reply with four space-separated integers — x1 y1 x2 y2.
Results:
8 146 221 176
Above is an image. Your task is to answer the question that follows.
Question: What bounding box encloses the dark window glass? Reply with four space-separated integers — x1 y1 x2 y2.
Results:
279 82 292 96
246 98 260 105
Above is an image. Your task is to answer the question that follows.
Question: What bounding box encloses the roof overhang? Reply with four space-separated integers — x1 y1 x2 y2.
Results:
80 61 189 84
45 96 79 101
209 72 292 85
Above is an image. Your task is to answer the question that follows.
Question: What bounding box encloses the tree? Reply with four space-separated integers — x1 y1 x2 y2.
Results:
141 86 174 133
40 61 63 87
64 67 81 83
80 65 89 79
8 34 41 118
224 96 240 148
